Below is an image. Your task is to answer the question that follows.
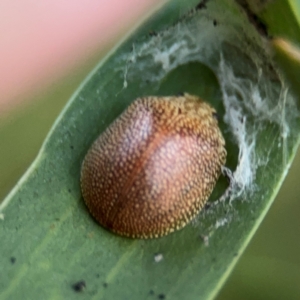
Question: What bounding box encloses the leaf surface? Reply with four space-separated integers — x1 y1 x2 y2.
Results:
1 1 299 300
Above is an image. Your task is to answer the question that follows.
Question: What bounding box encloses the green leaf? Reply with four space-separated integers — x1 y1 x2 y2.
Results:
272 38 300 101
243 0 300 104
1 1 299 300
252 0 300 42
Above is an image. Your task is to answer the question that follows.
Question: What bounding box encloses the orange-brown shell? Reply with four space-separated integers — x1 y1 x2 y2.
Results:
80 94 226 239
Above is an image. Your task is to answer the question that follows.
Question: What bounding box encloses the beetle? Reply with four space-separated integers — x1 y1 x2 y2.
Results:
80 94 226 239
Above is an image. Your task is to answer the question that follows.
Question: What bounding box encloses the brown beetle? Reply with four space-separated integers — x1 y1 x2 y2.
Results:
81 94 226 239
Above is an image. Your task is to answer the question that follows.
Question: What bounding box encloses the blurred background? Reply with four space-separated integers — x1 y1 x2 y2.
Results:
1 1 299 299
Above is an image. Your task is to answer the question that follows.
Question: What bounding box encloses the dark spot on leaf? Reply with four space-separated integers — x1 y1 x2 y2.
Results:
72 280 86 292
70 145 74 149
234 252 239 257
103 282 108 288
68 189 71 193
96 274 100 278
149 290 155 295
149 30 158 37
158 294 166 299
10 257 16 264
213 19 217 26
212 112 219 120
204 202 212 210
195 0 209 10
235 0 269 37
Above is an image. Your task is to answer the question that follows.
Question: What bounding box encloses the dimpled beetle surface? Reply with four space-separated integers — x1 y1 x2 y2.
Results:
81 94 226 239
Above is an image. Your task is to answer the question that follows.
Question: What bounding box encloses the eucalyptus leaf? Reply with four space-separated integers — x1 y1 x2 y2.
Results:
273 38 300 102
1 1 300 300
